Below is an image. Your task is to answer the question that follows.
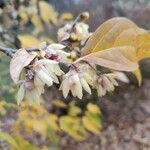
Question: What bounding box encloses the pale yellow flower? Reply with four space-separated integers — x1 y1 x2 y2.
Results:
17 59 64 105
74 22 90 41
59 64 96 99
96 73 119 96
46 43 70 60
17 81 42 105
57 22 91 44
57 23 72 41
33 59 64 86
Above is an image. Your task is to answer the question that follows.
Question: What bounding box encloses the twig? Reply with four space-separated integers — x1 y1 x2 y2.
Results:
0 13 87 57
0 46 39 57
26 48 39 52
0 46 15 57
69 13 84 33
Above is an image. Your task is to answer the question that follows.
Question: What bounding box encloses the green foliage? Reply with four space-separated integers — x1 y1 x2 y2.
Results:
0 100 102 149
0 132 40 150
0 56 15 102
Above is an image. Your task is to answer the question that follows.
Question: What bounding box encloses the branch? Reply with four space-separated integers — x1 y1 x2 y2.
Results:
0 46 15 57
0 46 39 57
70 12 88 33
0 13 88 57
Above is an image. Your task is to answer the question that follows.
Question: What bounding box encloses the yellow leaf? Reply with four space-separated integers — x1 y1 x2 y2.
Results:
39 1 58 24
87 103 101 114
133 69 142 86
32 120 47 138
76 46 139 72
18 6 29 25
59 12 73 21
0 132 19 150
52 100 67 108
136 33 150 60
14 136 40 150
78 17 150 85
31 15 44 33
59 116 86 141
114 28 146 47
68 105 81 116
18 35 40 48
47 114 59 130
81 17 137 56
82 115 101 134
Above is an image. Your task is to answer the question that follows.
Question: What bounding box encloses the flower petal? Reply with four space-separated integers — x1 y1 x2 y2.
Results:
73 75 83 99
16 83 25 105
61 78 70 98
80 78 91 94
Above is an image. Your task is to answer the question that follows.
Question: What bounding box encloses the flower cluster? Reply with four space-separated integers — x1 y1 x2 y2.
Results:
17 58 64 105
59 65 95 99
57 22 91 44
13 15 131 105
39 42 70 61
59 63 129 99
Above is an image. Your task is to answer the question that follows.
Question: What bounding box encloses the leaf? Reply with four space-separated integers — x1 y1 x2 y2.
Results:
18 6 29 25
31 15 44 33
59 12 73 21
87 103 101 114
133 69 142 86
47 114 59 131
114 29 149 84
82 114 101 134
14 136 40 150
18 35 40 48
59 116 86 141
52 100 67 108
136 33 150 60
76 46 139 72
81 17 137 56
0 132 19 150
68 105 81 116
39 1 58 24
114 28 146 47
10 49 35 83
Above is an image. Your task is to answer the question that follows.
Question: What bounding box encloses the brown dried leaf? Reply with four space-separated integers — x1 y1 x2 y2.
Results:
10 49 35 83
76 46 138 72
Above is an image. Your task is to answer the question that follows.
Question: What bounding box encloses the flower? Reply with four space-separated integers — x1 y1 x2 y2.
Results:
74 22 90 42
57 22 91 44
59 64 96 99
57 23 72 41
45 43 70 61
33 59 64 86
95 72 129 96
17 59 64 105
96 74 118 96
17 80 42 105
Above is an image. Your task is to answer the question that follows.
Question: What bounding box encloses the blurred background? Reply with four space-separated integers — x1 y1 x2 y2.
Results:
0 0 150 150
